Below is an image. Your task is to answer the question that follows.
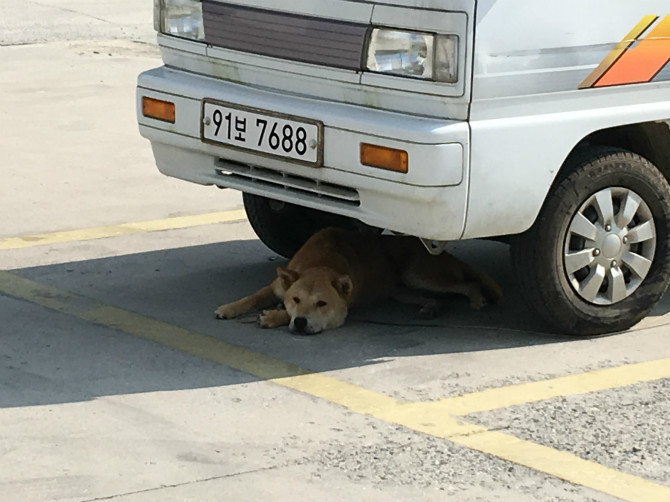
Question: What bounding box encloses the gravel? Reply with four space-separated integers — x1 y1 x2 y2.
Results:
467 378 670 487
293 419 617 501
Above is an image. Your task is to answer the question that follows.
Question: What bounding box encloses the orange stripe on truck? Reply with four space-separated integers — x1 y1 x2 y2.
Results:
580 15 670 89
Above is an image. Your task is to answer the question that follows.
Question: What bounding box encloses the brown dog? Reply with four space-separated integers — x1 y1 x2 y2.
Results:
215 227 503 334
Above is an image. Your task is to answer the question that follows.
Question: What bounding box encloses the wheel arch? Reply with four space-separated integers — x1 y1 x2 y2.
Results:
502 121 670 240
558 121 670 184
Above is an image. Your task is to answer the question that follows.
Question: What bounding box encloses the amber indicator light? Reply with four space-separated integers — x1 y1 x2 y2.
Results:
142 97 176 123
360 143 408 173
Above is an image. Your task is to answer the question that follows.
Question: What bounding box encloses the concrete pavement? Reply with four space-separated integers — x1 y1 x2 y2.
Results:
1 1 669 501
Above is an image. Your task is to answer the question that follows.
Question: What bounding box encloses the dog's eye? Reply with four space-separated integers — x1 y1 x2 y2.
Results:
316 300 327 307
293 297 301 304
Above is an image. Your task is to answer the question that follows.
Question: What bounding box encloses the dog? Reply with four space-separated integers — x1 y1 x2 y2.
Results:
215 227 503 334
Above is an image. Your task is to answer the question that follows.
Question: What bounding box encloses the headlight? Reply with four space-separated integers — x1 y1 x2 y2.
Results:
366 28 459 83
154 0 204 41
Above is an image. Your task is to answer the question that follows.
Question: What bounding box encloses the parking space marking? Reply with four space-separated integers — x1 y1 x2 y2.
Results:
83 305 401 416
1 269 669 502
424 357 670 416
455 430 668 502
0 209 246 250
0 271 400 416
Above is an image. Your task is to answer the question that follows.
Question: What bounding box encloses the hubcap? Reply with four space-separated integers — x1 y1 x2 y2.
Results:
563 187 656 305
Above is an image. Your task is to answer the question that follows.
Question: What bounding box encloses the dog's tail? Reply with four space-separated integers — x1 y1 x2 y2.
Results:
468 265 504 304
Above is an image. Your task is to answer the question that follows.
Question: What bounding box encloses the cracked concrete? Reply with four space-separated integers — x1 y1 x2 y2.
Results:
0 0 156 46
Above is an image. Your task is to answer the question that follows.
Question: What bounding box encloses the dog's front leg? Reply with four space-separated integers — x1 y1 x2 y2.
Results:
215 285 278 319
259 308 290 329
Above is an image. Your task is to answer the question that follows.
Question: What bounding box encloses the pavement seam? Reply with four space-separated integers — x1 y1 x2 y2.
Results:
79 466 280 501
24 0 118 25
1 270 669 501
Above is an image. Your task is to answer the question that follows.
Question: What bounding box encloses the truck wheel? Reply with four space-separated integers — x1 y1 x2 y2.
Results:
510 148 670 335
243 193 362 258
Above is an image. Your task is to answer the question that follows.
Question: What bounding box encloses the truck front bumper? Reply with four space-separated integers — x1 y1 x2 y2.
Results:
137 66 470 241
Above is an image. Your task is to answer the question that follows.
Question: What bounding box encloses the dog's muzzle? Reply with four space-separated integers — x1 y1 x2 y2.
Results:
293 317 308 332
291 317 321 335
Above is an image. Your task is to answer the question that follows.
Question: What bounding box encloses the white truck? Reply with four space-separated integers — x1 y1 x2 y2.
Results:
137 0 670 335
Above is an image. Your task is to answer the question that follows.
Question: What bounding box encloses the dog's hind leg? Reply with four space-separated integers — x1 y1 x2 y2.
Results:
426 282 488 310
401 254 496 310
390 288 444 319
215 285 278 319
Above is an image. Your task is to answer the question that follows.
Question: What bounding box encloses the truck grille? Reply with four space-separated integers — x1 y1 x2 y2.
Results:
215 161 360 207
202 1 369 70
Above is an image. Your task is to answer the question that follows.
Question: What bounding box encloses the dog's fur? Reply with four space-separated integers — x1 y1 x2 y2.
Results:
215 227 503 334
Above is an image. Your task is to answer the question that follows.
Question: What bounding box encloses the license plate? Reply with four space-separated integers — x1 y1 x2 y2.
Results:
201 100 323 166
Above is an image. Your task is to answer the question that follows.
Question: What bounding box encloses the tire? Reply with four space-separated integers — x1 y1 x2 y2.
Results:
243 193 364 258
510 147 670 335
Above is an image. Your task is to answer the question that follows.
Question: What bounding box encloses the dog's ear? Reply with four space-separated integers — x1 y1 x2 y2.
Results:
332 275 353 301
276 267 299 291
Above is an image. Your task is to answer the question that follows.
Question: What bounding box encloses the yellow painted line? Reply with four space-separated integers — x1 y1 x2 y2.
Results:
0 271 399 416
83 305 399 416
1 270 669 502
426 357 670 416
0 209 247 250
456 430 669 502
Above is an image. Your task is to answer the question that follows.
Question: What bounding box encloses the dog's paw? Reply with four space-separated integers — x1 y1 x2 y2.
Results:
215 303 242 319
259 309 290 328
418 299 441 319
469 296 487 310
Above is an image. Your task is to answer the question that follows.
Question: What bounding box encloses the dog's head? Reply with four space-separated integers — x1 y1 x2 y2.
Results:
274 266 353 335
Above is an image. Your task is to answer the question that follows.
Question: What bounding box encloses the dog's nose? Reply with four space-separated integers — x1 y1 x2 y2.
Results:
293 317 307 332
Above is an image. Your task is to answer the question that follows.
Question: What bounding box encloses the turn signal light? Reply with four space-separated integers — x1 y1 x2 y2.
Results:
360 143 408 173
142 97 176 123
